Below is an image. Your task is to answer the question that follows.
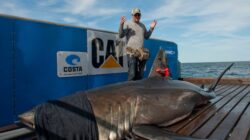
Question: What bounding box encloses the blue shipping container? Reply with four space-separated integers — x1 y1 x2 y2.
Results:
0 14 180 127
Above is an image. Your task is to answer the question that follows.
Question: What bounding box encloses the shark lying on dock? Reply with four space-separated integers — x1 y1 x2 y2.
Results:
19 49 234 140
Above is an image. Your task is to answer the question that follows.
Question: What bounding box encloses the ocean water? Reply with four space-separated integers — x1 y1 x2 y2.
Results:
181 61 250 78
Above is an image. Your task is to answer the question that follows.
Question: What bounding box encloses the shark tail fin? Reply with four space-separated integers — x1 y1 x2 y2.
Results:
208 63 234 91
148 48 168 78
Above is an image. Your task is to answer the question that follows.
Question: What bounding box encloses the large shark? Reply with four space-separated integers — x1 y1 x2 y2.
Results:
19 49 233 140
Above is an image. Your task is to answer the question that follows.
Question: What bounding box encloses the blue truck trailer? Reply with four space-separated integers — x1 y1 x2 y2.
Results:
0 14 180 127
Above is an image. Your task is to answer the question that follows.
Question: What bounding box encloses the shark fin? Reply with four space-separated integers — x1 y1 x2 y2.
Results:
148 48 168 78
208 63 234 91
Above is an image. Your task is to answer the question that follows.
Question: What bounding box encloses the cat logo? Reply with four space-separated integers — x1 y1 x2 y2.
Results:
87 30 128 75
91 38 123 68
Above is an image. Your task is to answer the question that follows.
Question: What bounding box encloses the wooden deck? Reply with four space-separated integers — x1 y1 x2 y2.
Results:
166 82 250 140
1 79 249 140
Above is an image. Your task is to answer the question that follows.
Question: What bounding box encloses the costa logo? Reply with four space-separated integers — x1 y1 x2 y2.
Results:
65 55 80 65
57 51 87 77
64 54 82 72
165 50 175 55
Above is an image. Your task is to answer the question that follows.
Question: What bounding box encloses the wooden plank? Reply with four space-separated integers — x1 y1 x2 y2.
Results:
192 86 250 138
215 85 232 94
216 85 235 96
193 84 225 93
0 124 20 133
166 85 239 132
166 85 240 132
214 85 225 92
228 99 250 140
176 85 247 136
0 127 34 140
209 91 250 140
183 78 250 85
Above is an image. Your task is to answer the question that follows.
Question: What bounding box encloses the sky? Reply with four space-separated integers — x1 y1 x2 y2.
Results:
0 0 249 63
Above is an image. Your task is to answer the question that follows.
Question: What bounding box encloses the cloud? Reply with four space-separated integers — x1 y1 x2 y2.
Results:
50 0 126 29
63 17 79 23
0 1 29 17
0 0 124 30
63 0 96 14
144 0 208 19
38 0 59 6
178 34 250 62
55 0 124 17
147 0 250 36
188 1 250 35
146 0 250 62
88 8 124 17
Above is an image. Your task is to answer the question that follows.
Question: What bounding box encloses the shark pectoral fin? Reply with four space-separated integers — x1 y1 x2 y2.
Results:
132 125 208 140
18 108 36 129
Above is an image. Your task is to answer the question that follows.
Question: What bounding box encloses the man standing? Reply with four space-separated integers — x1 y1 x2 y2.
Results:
119 8 157 81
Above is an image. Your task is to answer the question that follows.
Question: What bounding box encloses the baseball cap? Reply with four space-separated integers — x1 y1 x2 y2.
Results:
131 8 141 15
